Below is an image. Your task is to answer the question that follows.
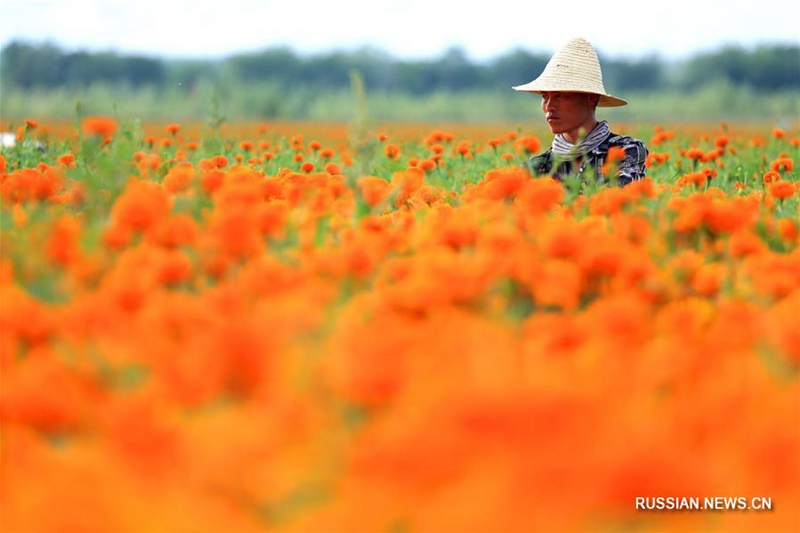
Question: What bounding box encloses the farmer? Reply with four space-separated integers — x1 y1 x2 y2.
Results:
514 37 648 187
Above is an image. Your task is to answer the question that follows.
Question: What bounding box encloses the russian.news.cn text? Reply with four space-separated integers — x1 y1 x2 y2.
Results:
636 497 773 512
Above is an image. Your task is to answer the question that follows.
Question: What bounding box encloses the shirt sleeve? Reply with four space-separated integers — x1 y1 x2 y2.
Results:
617 139 649 187
524 151 553 177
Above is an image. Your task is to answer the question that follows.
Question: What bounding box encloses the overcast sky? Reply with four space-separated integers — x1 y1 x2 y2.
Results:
1 0 798 61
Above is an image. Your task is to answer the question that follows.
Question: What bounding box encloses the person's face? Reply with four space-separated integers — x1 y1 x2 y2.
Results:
540 92 598 140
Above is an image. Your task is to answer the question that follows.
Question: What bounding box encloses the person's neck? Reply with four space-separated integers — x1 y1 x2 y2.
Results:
563 118 599 144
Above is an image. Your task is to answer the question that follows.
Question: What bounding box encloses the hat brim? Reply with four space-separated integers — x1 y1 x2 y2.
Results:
512 84 628 107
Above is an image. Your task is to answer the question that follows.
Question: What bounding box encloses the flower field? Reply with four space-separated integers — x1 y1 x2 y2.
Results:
1 117 799 532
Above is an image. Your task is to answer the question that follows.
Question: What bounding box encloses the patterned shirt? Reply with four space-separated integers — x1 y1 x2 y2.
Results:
524 132 649 187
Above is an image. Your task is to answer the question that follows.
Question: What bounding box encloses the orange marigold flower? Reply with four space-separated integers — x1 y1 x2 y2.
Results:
424 129 453 146
358 176 392 207
645 152 671 167
319 148 335 159
377 133 388 142
589 187 630 216
111 179 170 233
650 130 674 146
705 148 723 162
0 351 88 433
430 144 445 155
770 157 793 173
763 171 781 184
714 135 729 149
24 119 38 129
703 199 754 235
392 167 425 204
163 163 196 194
81 115 118 139
385 143 401 159
515 178 564 215
137 153 161 177
485 167 527 200
501 153 515 163
256 200 289 237
200 254 229 281
300 162 315 173
213 155 228 168
0 167 63 203
677 171 709 188
487 138 503 148
309 140 322 151
0 154 6 174
692 262 726 297
685 147 705 161
456 141 472 156
701 167 718 180
103 223 132 250
290 134 304 150
293 153 304 163
419 159 437 172
57 153 76 168
773 128 786 139
210 208 263 259
149 214 199 248
532 258 582 310
324 162 342 175
157 249 193 285
777 218 798 241
46 215 81 267
165 123 181 136
516 135 541 155
240 140 253 152
768 180 795 200
326 314 409 406
601 146 627 174
197 158 215 170
201 169 225 194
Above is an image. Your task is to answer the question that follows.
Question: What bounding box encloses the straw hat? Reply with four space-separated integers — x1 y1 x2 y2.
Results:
513 37 627 107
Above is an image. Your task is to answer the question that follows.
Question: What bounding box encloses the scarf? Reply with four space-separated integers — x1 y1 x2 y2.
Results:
551 120 610 156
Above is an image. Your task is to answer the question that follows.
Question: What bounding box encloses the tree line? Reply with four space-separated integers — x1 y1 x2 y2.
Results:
2 40 798 95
